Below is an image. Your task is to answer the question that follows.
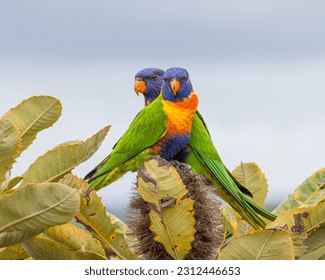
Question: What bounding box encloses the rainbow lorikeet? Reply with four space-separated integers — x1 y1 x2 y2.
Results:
85 67 198 190
134 68 251 194
134 68 276 229
134 68 164 106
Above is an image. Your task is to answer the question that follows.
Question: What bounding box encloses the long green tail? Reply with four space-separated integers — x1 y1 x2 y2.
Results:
191 148 276 229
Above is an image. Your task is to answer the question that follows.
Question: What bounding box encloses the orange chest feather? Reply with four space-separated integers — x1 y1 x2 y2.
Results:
162 92 199 134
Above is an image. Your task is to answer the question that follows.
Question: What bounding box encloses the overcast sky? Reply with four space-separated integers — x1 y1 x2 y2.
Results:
1 1 325 220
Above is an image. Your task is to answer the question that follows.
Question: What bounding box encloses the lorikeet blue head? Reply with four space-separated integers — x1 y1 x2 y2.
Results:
134 68 164 106
162 67 193 102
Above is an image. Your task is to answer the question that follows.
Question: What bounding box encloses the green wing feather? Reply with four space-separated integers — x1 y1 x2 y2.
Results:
191 112 252 197
194 110 211 137
188 111 276 229
85 95 167 182
189 112 222 161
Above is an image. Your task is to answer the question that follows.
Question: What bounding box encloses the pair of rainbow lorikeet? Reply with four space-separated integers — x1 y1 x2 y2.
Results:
85 67 276 229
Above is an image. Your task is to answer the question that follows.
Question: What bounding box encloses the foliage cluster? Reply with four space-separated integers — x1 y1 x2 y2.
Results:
0 96 324 260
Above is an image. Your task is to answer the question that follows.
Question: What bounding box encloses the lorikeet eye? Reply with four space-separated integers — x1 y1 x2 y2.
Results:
163 78 168 82
151 74 157 80
181 76 189 81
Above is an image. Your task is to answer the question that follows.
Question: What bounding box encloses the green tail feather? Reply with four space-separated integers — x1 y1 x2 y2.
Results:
228 192 268 229
190 147 276 229
244 196 277 221
243 199 267 228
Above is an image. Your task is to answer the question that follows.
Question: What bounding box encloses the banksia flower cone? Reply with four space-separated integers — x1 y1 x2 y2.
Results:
127 157 225 260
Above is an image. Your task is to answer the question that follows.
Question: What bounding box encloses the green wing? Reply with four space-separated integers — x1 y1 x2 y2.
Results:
189 111 224 164
188 111 276 228
189 112 244 203
190 111 252 194
194 110 211 137
85 95 167 181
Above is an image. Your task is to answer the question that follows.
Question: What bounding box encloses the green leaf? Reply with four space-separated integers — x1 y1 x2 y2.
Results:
273 168 325 215
4 95 62 157
218 229 294 260
137 157 196 260
22 223 107 260
0 183 80 247
0 117 20 185
59 174 137 260
20 126 110 186
232 162 269 206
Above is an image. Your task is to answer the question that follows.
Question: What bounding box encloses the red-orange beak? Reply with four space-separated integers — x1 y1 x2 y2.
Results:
134 80 146 95
170 78 180 95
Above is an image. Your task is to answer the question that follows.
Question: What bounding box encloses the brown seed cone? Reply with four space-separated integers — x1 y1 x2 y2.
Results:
127 160 225 260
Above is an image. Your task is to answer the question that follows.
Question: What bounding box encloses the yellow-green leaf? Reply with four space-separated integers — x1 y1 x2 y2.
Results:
0 244 29 260
106 213 128 235
300 225 325 260
23 237 75 260
20 126 110 186
292 232 308 258
60 174 137 260
233 220 254 237
0 117 20 185
59 173 89 191
267 202 325 235
232 162 268 206
218 229 294 260
0 183 80 247
273 168 325 215
220 204 240 235
0 229 42 248
4 95 62 156
220 202 254 238
267 202 325 259
300 246 325 260
44 224 106 256
5 176 24 191
137 157 196 260
22 223 107 260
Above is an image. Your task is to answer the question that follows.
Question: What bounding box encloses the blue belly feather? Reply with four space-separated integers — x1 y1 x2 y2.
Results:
158 134 190 161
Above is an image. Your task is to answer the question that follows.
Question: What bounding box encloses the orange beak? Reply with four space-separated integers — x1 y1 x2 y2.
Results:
170 78 180 95
134 80 146 95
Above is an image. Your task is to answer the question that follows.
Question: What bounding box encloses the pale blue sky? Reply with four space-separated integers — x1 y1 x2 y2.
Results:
1 1 325 219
